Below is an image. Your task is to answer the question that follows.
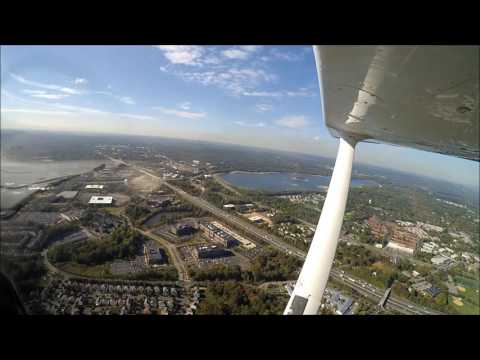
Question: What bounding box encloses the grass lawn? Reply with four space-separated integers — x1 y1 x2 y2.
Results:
102 207 125 217
455 275 480 290
347 266 387 290
449 294 480 315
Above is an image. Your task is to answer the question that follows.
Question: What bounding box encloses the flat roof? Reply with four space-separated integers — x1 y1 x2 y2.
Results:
88 196 113 204
85 184 104 189
56 191 79 199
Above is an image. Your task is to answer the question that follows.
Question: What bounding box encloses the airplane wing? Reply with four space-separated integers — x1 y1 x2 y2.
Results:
316 45 479 161
284 45 478 315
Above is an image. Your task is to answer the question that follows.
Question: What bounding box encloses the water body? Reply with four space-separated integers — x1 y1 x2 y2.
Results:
1 159 106 209
219 171 378 192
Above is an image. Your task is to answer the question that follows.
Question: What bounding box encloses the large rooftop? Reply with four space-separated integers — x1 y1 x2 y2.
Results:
88 196 113 204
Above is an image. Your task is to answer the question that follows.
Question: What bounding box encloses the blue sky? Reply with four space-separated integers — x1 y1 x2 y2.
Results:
1 45 478 188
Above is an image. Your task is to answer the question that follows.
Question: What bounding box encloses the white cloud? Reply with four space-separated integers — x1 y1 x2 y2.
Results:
2 91 155 122
116 113 156 121
31 93 70 100
177 67 275 95
243 88 315 98
1 108 76 116
222 49 249 60
255 103 274 112
239 45 262 52
95 91 135 105
243 91 283 97
22 89 46 95
286 88 315 97
118 96 135 105
313 136 320 141
234 120 266 127
271 48 304 62
22 89 70 100
154 45 204 65
274 115 310 128
153 106 206 120
74 78 88 85
179 102 191 110
10 73 83 95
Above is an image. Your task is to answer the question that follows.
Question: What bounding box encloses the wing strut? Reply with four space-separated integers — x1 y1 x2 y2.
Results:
284 136 357 315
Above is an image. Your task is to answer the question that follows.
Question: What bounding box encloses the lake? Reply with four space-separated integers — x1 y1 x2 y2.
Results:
1 159 106 209
219 171 378 192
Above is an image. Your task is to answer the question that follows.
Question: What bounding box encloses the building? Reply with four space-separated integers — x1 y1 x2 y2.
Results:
147 195 172 208
417 222 444 232
336 298 354 315
193 245 230 260
201 221 256 249
144 241 165 265
431 255 450 266
199 222 239 248
85 184 104 190
387 227 419 254
421 241 438 254
176 224 196 236
88 196 113 205
56 191 79 200
367 216 390 239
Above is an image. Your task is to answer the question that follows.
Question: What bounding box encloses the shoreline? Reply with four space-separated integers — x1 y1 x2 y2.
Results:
1 161 107 211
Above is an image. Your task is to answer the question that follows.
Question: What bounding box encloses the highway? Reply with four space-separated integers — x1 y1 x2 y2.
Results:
135 167 306 259
109 156 443 315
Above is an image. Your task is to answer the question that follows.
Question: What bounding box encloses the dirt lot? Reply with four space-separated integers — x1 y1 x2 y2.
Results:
129 175 161 193
110 193 130 206
241 211 273 226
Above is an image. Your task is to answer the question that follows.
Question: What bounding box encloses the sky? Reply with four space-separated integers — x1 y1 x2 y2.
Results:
1 45 478 188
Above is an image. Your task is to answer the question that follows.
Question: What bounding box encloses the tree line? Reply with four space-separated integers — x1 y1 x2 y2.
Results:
49 225 144 266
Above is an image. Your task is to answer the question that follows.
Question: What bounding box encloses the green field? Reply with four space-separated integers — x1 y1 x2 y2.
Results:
455 275 480 290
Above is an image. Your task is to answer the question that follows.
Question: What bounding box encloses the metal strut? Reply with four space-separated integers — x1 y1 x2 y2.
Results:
284 135 357 315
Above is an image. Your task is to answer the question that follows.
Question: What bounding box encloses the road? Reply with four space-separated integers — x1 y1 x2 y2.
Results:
136 228 191 282
108 156 443 315
329 270 443 315
117 209 191 282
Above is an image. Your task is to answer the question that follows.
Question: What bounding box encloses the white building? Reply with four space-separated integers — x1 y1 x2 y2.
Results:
88 196 113 205
417 222 444 232
386 242 414 254
85 184 104 189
